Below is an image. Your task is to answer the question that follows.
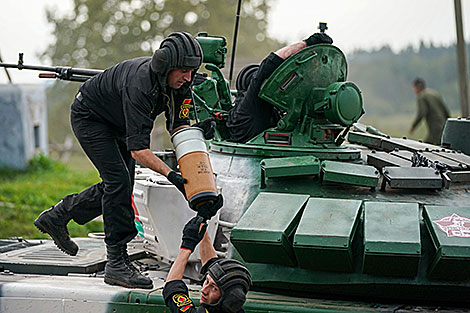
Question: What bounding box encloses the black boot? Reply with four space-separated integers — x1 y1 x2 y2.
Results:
104 244 153 289
121 247 139 273
34 200 79 256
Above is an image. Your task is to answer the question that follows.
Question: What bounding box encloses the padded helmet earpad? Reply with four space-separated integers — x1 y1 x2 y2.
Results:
236 64 259 92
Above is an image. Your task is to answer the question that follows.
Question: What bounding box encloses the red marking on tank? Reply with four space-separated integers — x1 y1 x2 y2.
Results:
433 213 470 238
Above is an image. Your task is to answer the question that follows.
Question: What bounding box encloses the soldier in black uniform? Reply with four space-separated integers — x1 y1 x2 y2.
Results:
163 210 251 313
226 32 333 143
34 32 215 289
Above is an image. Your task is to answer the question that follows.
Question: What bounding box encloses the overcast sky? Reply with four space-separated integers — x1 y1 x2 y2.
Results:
1 0 469 84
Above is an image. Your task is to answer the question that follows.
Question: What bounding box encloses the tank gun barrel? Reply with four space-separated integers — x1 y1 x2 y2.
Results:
0 53 103 82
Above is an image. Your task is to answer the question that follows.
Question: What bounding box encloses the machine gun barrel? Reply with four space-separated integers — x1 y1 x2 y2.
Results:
0 53 102 82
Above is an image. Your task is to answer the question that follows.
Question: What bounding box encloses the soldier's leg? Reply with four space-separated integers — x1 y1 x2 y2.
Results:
70 119 136 246
71 114 151 288
34 104 104 256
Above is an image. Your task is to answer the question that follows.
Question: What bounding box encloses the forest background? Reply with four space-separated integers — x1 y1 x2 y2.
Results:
6 0 470 169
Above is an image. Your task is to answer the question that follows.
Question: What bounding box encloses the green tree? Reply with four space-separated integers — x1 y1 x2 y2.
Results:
42 0 280 69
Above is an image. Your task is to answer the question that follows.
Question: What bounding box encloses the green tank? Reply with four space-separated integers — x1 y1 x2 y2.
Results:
191 33 470 305
1 32 470 313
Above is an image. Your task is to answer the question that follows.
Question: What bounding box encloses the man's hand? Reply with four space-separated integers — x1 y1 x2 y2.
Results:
193 72 208 86
196 194 223 220
304 33 333 46
181 216 208 251
167 171 187 198
193 117 216 140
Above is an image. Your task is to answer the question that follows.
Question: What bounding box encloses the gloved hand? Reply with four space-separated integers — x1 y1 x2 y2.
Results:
193 117 216 140
304 33 333 46
167 171 187 198
196 194 224 220
181 216 208 251
193 72 208 86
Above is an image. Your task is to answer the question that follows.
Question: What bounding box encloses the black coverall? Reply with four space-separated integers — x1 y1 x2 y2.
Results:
226 53 284 143
163 280 209 313
62 57 191 246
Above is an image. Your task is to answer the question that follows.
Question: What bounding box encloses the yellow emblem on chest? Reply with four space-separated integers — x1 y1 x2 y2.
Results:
172 293 193 309
179 99 192 119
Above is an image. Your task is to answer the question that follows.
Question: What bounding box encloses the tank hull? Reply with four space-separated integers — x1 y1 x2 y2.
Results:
1 271 467 312
207 140 470 304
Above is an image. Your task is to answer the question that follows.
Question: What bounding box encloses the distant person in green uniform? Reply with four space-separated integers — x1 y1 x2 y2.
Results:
409 78 450 145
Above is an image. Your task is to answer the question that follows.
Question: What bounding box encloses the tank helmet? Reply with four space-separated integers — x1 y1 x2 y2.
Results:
236 64 259 92
151 32 203 79
205 259 252 313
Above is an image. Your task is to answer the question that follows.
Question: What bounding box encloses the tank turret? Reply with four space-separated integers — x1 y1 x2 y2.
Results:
183 31 470 304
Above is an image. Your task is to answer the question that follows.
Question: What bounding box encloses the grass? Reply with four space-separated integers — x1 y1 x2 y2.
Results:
0 154 103 239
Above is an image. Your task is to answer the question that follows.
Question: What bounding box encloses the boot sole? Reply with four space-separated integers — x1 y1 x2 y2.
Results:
104 276 153 289
34 217 78 256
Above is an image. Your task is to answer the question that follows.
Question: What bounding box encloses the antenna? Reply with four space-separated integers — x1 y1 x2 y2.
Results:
0 50 13 83
229 0 242 86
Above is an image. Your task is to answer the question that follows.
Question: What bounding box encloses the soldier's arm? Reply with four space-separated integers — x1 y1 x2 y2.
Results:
411 97 428 131
131 122 189 177
166 248 192 283
166 217 207 283
200 230 217 267
171 125 190 135
275 41 307 60
275 32 333 60
131 149 172 177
